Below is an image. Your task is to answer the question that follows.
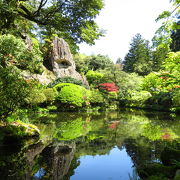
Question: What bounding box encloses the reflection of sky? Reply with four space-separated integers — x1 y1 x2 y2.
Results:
33 168 45 179
71 147 135 180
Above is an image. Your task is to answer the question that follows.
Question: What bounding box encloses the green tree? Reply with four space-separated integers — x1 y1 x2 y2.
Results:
123 34 152 76
0 34 43 73
86 70 104 85
86 54 113 71
0 0 104 50
0 67 30 119
152 0 180 50
74 54 89 74
170 25 180 52
152 46 170 72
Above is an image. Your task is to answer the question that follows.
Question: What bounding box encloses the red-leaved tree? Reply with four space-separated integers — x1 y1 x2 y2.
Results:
98 83 119 92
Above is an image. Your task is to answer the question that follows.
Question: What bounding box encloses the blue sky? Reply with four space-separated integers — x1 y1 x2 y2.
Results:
79 0 172 62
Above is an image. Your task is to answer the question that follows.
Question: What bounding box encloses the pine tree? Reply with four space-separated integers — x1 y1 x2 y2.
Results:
123 34 152 76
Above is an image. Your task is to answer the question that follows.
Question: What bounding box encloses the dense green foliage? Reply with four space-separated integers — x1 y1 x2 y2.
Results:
86 70 104 85
123 34 152 75
0 67 30 118
54 83 90 109
86 54 113 71
48 76 84 88
0 0 104 51
0 0 179 121
74 54 113 74
0 1 179 179
0 34 43 73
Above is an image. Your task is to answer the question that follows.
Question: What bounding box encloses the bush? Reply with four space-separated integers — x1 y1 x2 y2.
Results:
47 76 84 88
89 89 105 105
145 92 172 110
55 83 90 108
141 72 162 93
116 72 143 100
25 89 47 106
98 83 119 93
172 89 180 106
126 90 152 107
86 70 104 85
43 88 58 102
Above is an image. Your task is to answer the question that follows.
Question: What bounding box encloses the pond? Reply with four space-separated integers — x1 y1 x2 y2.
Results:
0 109 180 180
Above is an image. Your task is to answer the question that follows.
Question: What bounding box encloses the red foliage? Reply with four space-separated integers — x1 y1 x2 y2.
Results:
108 121 120 129
161 133 171 140
98 83 119 92
174 85 180 89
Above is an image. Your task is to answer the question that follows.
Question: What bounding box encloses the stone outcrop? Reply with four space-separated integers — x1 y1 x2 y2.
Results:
44 37 89 86
22 66 56 85
22 36 89 86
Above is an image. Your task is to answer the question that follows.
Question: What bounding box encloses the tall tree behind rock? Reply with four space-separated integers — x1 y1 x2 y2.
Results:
123 34 152 76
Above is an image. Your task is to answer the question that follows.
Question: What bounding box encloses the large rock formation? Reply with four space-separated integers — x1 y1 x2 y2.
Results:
22 36 88 86
44 37 88 86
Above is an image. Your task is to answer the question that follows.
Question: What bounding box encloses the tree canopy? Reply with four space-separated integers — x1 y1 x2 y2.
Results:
123 33 152 76
0 0 104 50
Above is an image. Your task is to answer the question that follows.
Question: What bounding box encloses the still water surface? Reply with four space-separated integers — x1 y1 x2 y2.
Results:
0 110 179 180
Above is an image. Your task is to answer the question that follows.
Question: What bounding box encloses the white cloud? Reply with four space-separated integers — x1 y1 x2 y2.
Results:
79 0 172 62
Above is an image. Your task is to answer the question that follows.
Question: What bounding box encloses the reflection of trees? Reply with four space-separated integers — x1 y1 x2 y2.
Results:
76 137 115 156
1 110 179 179
123 137 162 167
123 137 180 179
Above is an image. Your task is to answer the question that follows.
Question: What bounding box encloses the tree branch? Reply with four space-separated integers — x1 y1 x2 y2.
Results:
33 0 48 16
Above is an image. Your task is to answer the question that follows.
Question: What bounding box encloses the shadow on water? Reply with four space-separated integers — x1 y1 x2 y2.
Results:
0 110 179 180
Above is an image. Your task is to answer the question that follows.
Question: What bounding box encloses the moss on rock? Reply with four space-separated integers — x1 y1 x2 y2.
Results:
0 121 40 140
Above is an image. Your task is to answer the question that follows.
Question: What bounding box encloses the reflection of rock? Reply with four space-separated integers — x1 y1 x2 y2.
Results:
44 37 89 86
42 142 76 180
0 139 76 180
0 140 46 180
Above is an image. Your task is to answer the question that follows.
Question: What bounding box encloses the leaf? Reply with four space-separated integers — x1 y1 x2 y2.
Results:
156 11 171 22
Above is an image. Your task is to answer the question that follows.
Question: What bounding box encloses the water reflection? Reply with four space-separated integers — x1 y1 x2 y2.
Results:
0 110 179 180
71 147 134 180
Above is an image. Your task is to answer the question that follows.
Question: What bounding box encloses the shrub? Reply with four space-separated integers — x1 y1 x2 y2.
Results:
86 70 104 85
89 89 105 105
116 72 143 100
55 83 90 108
47 76 84 88
43 88 58 102
163 52 180 74
25 89 47 106
126 90 152 107
145 92 172 110
141 72 162 93
172 89 180 106
142 71 180 93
